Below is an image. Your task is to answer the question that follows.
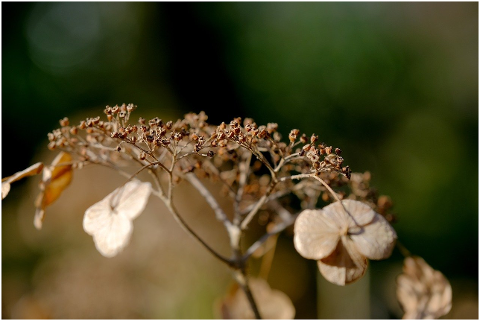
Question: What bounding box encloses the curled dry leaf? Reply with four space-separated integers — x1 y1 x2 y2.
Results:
217 277 295 319
83 180 151 258
397 256 452 319
34 152 73 229
294 199 396 285
1 162 44 199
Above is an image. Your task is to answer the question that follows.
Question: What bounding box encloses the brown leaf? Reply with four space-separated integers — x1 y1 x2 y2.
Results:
34 152 73 229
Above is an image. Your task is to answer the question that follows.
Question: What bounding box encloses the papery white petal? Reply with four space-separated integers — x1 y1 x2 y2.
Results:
83 180 151 257
350 213 397 260
109 180 151 220
91 213 133 258
294 209 340 260
83 197 111 235
318 236 368 286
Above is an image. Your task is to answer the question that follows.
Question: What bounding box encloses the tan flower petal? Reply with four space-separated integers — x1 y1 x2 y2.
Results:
83 180 151 257
294 209 340 260
218 277 295 319
2 182 11 200
109 180 152 220
87 203 133 258
34 152 73 229
324 199 376 229
397 256 452 319
1 162 44 199
349 213 397 260
318 236 368 286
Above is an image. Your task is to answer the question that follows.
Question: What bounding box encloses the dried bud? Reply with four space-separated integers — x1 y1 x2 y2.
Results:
289 129 299 142
310 134 318 144
79 121 87 129
166 121 173 129
207 150 215 157
325 146 333 154
302 144 311 152
126 104 136 112
335 148 342 155
47 141 56 150
59 117 69 127
300 134 308 144
69 127 78 135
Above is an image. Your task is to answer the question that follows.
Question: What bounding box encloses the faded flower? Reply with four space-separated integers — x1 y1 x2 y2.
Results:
83 180 151 257
35 152 73 229
397 256 452 319
294 199 396 285
217 277 295 319
2 162 44 199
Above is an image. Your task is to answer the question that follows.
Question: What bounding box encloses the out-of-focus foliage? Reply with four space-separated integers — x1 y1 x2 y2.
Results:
2 2 477 318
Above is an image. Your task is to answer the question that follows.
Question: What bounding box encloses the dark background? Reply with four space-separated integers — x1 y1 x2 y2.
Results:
2 2 478 318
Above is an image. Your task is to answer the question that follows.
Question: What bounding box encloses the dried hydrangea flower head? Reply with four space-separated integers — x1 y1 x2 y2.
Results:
217 277 295 319
294 199 397 285
83 180 151 257
397 256 452 319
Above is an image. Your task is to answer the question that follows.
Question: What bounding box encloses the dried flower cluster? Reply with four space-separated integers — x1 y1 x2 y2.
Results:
294 200 397 285
3 104 452 319
397 256 452 319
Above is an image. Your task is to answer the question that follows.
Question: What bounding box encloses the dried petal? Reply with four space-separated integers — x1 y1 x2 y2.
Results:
34 153 73 229
350 214 397 260
218 277 295 319
293 200 396 286
294 209 340 260
1 162 44 199
2 182 11 200
83 180 151 257
317 236 368 286
397 256 452 319
323 200 376 229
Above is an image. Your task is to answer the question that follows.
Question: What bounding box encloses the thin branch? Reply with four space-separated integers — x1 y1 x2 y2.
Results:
233 152 252 225
151 186 233 267
202 160 236 198
243 213 298 262
234 270 262 319
240 181 277 230
184 172 232 228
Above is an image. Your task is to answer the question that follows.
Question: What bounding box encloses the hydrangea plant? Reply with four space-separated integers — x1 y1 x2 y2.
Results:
2 104 452 319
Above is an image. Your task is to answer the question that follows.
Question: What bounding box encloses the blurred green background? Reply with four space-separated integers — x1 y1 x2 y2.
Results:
2 2 478 319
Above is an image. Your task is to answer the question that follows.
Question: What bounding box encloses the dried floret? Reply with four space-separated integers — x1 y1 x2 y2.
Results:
34 152 73 229
217 277 295 319
83 180 151 257
2 162 44 199
397 256 452 319
294 199 396 285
